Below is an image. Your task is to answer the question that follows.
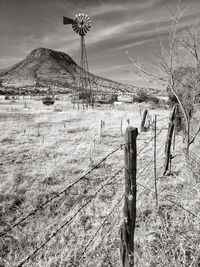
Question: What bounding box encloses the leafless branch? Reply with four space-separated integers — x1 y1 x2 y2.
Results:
189 126 200 146
125 49 162 81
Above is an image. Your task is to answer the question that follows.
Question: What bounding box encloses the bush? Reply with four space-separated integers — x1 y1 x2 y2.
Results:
96 94 118 104
5 95 10 100
133 89 149 103
148 95 159 105
42 97 55 106
133 89 159 104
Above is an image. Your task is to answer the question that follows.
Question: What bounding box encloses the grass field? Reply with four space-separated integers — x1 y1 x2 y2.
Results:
0 98 200 266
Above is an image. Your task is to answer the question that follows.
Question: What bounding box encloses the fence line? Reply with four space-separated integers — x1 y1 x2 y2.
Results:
0 144 124 238
77 194 125 265
137 181 199 218
85 203 123 267
4 99 199 266
187 153 200 166
137 126 167 156
138 115 169 136
18 167 124 267
1 115 173 266
193 141 200 152
192 148 200 162
136 140 166 181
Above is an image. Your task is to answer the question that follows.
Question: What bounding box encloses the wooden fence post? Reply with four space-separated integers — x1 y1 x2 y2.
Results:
173 123 176 151
120 127 138 267
139 104 142 118
141 110 148 132
154 115 158 207
37 124 40 137
100 120 102 138
164 105 178 175
121 119 123 136
100 120 105 139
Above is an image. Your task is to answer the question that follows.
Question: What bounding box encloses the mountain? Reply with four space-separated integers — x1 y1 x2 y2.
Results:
0 47 138 95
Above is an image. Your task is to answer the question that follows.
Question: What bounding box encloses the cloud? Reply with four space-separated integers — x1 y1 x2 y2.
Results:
86 20 141 46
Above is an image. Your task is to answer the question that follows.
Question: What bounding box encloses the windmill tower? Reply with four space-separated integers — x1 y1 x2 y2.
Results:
63 13 93 108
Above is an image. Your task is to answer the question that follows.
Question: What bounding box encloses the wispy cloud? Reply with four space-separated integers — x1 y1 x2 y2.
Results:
86 20 142 46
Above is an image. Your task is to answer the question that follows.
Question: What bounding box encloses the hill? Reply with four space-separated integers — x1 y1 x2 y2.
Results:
0 48 138 95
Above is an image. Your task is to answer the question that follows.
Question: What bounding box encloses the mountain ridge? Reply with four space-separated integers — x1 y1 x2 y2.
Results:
0 47 138 95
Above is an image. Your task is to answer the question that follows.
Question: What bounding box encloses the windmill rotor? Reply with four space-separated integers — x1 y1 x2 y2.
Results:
72 13 91 36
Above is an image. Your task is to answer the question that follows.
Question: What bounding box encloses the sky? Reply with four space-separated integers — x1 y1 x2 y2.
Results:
0 0 200 86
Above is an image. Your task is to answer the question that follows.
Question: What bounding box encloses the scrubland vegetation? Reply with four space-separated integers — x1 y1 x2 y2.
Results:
0 96 200 266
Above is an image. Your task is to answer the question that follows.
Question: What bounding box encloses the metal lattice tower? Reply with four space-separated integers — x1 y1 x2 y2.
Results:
63 13 93 109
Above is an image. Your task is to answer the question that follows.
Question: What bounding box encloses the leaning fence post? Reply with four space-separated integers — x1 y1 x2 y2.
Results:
141 109 148 132
173 123 176 151
164 105 178 175
120 127 138 267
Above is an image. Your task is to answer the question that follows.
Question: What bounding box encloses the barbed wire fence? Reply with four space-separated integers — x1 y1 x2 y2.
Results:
1 108 199 267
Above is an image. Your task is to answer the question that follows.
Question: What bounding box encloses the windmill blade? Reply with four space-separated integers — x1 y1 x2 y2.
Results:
63 16 74 25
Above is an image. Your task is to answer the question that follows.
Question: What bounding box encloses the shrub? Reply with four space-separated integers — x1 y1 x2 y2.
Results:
133 89 149 103
148 95 159 105
5 95 10 100
133 89 159 104
96 93 118 104
42 97 55 105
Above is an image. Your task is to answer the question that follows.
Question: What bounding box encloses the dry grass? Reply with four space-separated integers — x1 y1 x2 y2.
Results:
0 98 199 266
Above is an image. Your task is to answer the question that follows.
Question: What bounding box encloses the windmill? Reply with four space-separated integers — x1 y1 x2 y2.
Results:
63 13 93 108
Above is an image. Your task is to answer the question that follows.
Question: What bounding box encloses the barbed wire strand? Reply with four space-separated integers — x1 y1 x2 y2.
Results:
17 167 124 267
85 205 122 267
193 141 200 152
191 148 200 162
137 126 167 156
136 140 166 181
0 145 124 239
102 247 114 267
85 134 165 267
185 163 200 181
134 140 166 201
137 181 199 218
186 153 200 166
89 139 165 265
138 116 169 137
77 194 124 265
156 116 170 123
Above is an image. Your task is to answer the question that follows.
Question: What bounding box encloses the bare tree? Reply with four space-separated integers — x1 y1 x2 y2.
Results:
126 1 200 153
181 21 200 64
